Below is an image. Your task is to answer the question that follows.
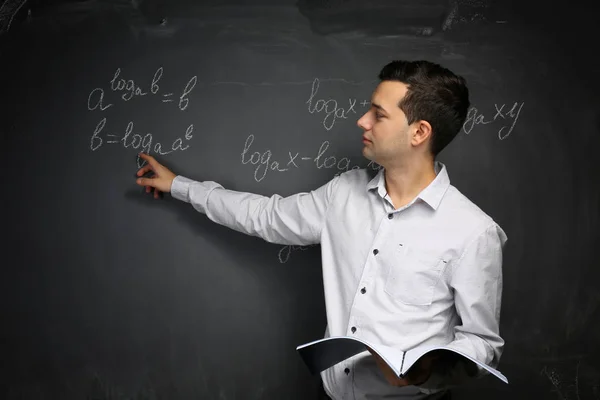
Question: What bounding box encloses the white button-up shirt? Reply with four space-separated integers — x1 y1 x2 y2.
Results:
171 161 507 399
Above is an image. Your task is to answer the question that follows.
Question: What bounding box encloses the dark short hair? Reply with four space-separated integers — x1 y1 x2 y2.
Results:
378 60 470 157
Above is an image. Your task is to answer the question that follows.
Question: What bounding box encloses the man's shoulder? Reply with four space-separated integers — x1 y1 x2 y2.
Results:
443 185 505 238
335 167 380 187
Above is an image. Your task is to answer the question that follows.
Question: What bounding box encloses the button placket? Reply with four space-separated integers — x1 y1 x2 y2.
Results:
359 211 389 294
352 207 390 323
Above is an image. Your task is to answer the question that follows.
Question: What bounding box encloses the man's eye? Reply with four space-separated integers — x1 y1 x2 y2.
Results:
375 113 383 119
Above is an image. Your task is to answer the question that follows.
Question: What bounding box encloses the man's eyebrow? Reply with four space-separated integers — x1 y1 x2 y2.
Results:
371 102 389 115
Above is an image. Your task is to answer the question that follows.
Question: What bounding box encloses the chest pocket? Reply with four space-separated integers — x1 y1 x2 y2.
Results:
384 244 447 306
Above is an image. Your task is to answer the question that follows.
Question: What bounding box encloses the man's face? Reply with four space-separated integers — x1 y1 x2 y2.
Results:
357 81 413 167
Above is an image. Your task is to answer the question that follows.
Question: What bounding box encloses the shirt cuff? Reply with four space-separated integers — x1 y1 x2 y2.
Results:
170 175 224 216
171 175 194 203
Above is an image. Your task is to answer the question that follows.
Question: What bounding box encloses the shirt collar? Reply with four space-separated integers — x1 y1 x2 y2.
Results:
366 161 450 210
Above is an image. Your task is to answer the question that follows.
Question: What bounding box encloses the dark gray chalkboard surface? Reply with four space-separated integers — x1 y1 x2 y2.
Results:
1 0 599 399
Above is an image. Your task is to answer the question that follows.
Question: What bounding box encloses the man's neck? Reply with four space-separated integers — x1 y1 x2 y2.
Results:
383 158 437 209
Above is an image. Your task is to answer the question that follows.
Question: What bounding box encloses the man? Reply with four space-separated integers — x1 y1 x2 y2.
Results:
135 60 507 399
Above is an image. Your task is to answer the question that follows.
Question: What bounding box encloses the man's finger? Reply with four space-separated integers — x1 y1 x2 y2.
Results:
138 152 159 168
136 177 154 187
136 164 153 177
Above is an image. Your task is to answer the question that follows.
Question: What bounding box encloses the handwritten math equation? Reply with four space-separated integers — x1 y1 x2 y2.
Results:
307 78 371 131
86 67 198 167
241 134 381 183
462 101 525 140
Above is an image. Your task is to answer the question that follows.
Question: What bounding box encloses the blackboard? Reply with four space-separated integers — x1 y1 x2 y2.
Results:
1 0 599 399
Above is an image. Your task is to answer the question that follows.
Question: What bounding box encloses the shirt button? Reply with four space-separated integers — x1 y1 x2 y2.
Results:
351 326 357 333
388 213 393 219
344 368 350 375
360 287 366 294
373 249 379 255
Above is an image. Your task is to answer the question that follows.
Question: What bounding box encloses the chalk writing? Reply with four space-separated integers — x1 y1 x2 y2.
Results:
86 66 197 165
87 67 197 111
241 134 381 182
90 118 194 168
538 360 600 400
278 244 315 264
542 365 567 400
462 102 525 140
111 67 149 101
307 78 370 131
178 75 197 111
87 88 113 111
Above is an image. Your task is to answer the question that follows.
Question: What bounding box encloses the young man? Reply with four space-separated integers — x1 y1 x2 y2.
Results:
135 60 507 399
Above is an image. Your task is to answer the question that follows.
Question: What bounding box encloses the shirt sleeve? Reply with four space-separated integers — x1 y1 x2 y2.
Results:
417 222 508 393
170 174 340 246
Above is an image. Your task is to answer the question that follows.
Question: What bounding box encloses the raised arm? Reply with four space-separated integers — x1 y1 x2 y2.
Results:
135 152 340 246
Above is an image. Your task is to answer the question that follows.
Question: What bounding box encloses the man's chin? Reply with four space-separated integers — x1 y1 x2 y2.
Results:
362 149 376 163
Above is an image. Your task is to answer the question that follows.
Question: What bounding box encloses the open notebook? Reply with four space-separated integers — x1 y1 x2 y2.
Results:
296 336 508 383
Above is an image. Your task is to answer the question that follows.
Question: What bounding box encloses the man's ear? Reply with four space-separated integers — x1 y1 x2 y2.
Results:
412 120 432 147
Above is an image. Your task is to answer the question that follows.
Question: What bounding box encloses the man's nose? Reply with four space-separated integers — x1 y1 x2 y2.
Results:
357 116 369 130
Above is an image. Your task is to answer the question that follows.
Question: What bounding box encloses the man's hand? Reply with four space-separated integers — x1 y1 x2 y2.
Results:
368 348 442 387
135 152 176 199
